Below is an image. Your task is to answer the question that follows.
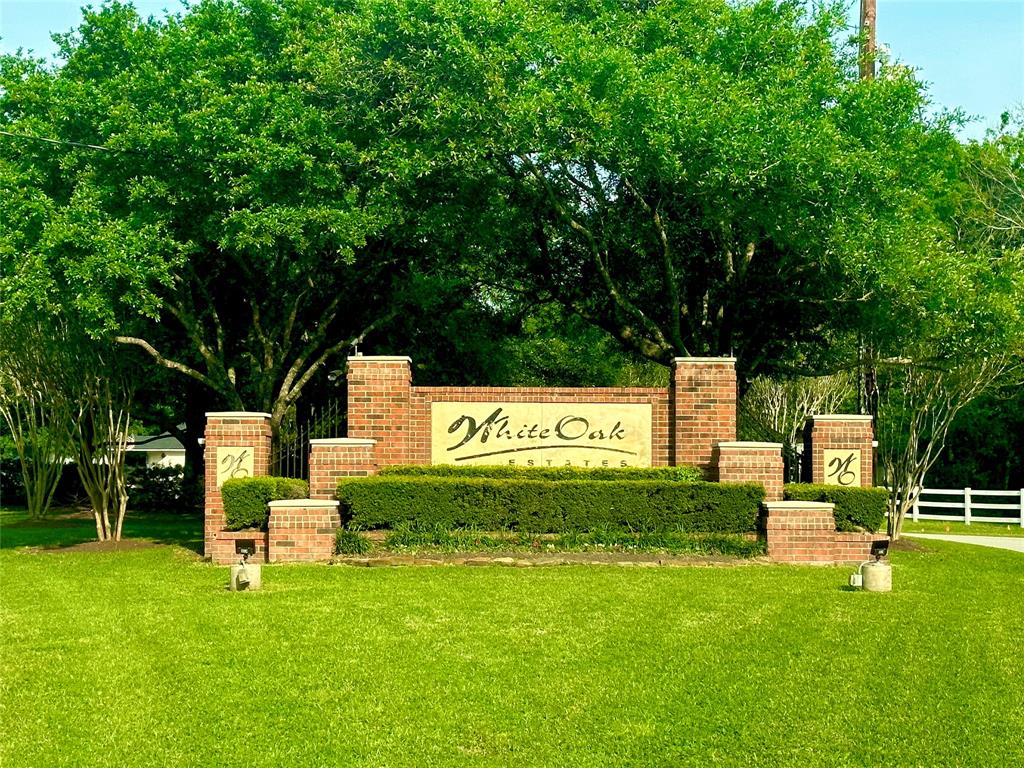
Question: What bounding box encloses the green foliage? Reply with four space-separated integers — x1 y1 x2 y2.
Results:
378 464 703 482
783 484 889 533
338 476 763 533
334 528 373 555
274 477 310 501
927 386 1024 489
221 476 309 531
125 464 184 513
382 522 764 557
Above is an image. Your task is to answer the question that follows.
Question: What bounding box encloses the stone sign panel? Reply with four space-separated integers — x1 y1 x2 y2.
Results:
216 446 254 488
823 448 861 487
430 402 652 467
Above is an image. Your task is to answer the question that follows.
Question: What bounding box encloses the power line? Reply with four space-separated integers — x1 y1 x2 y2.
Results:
0 128 183 161
0 128 117 153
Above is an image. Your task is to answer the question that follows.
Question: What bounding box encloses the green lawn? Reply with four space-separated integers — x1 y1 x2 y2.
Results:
901 518 1024 537
1 511 1022 767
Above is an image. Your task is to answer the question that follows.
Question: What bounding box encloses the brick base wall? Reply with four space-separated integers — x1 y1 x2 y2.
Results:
833 532 879 564
209 529 270 565
309 439 378 499
714 442 784 500
267 500 341 562
764 501 886 565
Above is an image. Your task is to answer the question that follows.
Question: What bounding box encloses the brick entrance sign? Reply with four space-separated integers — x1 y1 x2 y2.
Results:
347 355 737 476
202 358 881 565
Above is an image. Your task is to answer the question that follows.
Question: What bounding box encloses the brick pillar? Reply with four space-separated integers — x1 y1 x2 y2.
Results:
203 412 272 563
308 438 378 500
670 357 737 477
346 356 412 467
763 500 836 564
714 442 784 501
804 415 874 487
268 500 341 562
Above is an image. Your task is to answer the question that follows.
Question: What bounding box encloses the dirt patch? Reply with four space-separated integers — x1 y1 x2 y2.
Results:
890 537 930 553
63 539 163 553
18 539 165 554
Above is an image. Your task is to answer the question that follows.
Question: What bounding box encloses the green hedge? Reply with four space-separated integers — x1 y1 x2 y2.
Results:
378 464 704 482
221 476 309 530
783 484 889 533
336 476 764 534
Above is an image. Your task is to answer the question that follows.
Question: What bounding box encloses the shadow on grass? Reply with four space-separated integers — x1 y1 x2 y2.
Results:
0 508 203 554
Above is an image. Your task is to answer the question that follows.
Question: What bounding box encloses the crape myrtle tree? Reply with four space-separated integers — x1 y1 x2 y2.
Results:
0 309 73 518
867 127 1024 539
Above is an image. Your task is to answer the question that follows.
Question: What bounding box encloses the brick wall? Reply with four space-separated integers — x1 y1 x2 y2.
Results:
203 412 272 564
309 438 378 499
804 415 874 487
345 355 737 471
833 532 879 564
764 501 886 564
267 500 341 562
346 356 412 466
714 442 784 501
763 501 838 564
671 358 737 477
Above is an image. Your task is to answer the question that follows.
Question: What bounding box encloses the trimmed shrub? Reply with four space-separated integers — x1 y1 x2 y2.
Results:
337 476 764 534
378 464 704 482
335 528 373 555
126 464 185 512
783 484 889 533
222 476 310 530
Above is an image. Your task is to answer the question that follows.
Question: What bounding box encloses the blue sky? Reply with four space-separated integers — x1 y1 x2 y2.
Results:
1 0 1022 141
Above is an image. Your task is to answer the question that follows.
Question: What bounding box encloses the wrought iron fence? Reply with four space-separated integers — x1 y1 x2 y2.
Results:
272 398 346 480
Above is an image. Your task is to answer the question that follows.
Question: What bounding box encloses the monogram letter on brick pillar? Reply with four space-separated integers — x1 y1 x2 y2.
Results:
670 358 737 477
346 356 412 466
804 414 874 487
204 412 273 563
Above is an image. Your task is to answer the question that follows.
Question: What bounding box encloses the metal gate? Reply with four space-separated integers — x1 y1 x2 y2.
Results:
272 398 346 480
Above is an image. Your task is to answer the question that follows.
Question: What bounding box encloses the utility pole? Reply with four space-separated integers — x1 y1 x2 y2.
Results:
858 0 878 420
859 0 877 80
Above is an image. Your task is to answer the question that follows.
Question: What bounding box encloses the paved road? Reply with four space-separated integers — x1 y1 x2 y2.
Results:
904 533 1024 553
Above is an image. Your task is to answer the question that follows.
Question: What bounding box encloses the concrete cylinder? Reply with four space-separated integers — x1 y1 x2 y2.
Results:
862 561 892 593
230 563 262 591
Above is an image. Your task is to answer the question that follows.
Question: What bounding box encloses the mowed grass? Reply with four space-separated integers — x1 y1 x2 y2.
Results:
1 511 1023 767
901 518 1024 537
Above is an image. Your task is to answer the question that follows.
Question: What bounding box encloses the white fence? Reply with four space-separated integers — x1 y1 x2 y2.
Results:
911 487 1024 527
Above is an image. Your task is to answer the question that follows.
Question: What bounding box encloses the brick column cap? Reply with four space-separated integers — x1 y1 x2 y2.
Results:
764 500 836 513
205 411 272 419
309 438 377 446
347 355 412 363
672 357 736 364
807 414 873 422
716 441 783 450
268 499 340 509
